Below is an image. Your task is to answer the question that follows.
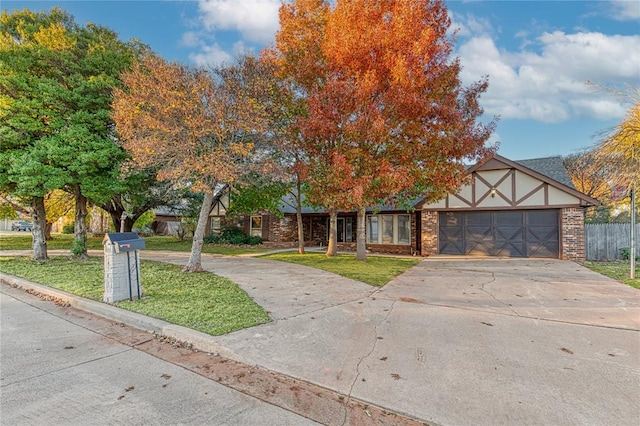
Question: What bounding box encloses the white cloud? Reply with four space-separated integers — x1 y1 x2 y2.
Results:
181 31 201 47
458 31 640 123
197 0 280 44
449 11 493 38
610 0 640 21
189 43 233 67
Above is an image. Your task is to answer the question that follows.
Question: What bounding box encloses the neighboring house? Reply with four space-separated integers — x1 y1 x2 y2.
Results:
209 154 598 261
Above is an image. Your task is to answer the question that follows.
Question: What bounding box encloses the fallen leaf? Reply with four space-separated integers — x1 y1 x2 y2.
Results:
561 347 574 355
379 356 388 361
391 373 401 380
125 386 135 392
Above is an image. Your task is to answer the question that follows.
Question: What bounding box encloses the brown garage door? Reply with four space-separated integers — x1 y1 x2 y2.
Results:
438 210 559 258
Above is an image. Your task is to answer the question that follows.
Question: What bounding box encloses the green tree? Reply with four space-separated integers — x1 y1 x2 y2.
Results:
0 8 140 259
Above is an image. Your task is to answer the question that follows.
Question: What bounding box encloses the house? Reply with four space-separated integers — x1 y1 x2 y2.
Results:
210 154 598 262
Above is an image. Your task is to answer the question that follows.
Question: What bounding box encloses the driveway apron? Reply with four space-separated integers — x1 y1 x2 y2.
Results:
159 254 639 426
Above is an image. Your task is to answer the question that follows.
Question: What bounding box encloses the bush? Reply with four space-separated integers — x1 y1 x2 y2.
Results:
62 224 74 234
203 226 263 246
620 247 640 261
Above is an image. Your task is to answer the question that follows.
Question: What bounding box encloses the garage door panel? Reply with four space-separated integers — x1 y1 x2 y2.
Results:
438 210 559 258
465 240 493 256
495 241 526 257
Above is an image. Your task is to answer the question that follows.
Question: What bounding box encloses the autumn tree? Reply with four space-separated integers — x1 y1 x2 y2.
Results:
0 8 139 259
564 150 615 223
593 89 640 192
269 0 495 260
113 54 271 272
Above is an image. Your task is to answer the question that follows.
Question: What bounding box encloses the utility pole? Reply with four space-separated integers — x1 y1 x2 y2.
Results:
631 184 636 279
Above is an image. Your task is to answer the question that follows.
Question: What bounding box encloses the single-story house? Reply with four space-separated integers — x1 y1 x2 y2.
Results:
209 154 598 262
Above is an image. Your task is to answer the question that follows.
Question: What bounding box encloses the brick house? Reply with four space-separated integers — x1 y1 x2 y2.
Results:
210 154 598 261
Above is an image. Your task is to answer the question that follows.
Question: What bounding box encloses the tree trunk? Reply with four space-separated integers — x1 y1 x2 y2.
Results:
295 180 305 255
31 196 48 261
356 206 367 261
184 190 214 272
44 222 52 240
73 185 88 259
326 208 337 257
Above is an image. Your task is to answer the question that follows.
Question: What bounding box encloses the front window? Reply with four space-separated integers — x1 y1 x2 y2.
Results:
210 217 221 235
366 214 411 245
250 215 262 237
367 216 379 243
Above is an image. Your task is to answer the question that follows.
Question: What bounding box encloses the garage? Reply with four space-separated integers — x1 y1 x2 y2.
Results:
419 154 598 261
438 210 559 258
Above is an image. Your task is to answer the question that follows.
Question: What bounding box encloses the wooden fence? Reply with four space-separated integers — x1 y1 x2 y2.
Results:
585 223 640 261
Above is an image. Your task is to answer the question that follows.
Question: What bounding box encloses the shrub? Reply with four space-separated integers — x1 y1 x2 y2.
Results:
620 247 640 261
203 226 263 246
62 224 74 234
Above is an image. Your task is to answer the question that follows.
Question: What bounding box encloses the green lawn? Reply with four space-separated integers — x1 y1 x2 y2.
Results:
0 233 269 256
584 261 640 289
263 252 421 286
0 256 270 335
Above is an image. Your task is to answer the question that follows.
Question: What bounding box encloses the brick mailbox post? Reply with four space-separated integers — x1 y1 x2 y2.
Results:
103 232 145 303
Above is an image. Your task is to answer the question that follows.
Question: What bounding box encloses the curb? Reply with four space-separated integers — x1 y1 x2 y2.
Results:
0 272 237 358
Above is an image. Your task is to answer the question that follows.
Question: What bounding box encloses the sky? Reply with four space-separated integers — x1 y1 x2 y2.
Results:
3 0 640 161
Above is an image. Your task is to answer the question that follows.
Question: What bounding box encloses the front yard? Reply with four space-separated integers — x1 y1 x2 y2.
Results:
584 261 640 289
0 233 270 256
0 256 270 335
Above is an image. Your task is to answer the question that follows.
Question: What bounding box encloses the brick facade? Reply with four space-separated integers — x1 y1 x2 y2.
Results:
420 211 438 256
251 212 419 255
561 207 586 262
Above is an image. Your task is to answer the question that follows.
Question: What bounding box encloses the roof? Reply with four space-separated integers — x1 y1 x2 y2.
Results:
514 156 576 189
278 153 595 214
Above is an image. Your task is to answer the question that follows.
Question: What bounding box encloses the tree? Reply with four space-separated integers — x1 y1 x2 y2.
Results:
564 150 614 223
269 0 495 260
100 167 189 233
113 54 271 272
0 8 139 259
593 90 640 191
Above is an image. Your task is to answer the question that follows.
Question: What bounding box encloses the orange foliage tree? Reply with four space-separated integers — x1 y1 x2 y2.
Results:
113 55 270 271
268 0 496 260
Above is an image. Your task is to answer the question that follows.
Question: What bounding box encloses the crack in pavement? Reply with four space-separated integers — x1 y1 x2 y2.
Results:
340 299 397 426
479 272 520 317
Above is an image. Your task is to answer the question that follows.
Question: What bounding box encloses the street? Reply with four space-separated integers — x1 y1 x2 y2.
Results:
0 285 318 426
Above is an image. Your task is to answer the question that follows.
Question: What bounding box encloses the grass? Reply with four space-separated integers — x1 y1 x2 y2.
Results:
0 233 269 256
0 256 270 335
584 260 640 289
262 252 421 286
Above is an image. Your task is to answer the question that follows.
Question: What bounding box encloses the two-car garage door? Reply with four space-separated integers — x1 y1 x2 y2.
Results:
439 210 559 258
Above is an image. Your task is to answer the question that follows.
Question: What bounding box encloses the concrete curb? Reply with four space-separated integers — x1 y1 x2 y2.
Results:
0 272 234 357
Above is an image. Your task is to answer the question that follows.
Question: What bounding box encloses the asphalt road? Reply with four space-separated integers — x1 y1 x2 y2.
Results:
0 286 318 426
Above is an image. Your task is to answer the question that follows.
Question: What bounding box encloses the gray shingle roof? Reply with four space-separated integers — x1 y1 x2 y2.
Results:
515 156 576 189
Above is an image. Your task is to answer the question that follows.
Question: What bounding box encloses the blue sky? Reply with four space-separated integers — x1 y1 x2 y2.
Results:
4 0 639 161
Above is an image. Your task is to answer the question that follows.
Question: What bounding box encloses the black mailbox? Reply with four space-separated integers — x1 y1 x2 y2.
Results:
104 232 146 253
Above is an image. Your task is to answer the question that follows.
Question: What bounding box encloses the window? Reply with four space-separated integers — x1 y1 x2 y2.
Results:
210 217 221 235
250 215 262 237
367 216 378 243
366 214 411 245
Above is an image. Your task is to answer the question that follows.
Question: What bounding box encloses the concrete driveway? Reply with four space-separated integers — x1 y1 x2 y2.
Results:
4 250 639 425
197 256 640 426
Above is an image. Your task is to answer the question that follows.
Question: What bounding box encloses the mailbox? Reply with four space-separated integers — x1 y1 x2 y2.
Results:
104 232 146 253
103 232 145 303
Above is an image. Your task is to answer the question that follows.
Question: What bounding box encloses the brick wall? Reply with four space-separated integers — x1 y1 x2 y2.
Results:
561 207 586 262
421 211 438 256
